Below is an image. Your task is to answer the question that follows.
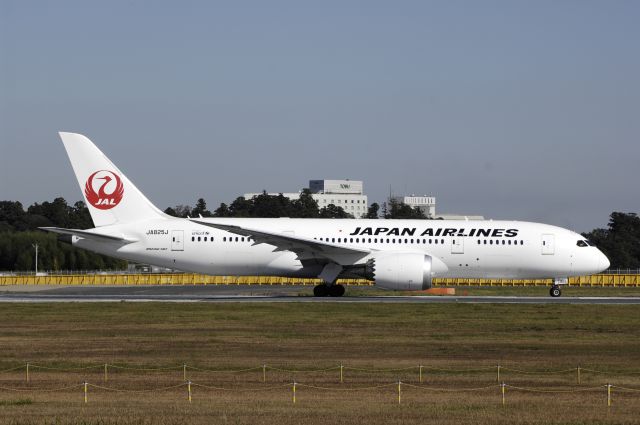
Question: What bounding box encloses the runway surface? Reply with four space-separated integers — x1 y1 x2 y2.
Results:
1 285 640 304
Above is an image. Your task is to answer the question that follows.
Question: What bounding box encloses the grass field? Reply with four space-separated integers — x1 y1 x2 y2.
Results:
1 302 640 424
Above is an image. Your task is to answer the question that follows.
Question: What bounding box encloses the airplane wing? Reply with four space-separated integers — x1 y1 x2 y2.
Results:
39 227 137 243
190 219 371 265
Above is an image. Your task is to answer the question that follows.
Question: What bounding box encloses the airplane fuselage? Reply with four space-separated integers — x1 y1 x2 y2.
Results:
75 217 607 280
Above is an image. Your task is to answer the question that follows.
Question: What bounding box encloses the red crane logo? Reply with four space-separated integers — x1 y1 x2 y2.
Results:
84 170 124 210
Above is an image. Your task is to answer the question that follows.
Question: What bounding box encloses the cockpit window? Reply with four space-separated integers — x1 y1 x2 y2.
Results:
576 240 589 247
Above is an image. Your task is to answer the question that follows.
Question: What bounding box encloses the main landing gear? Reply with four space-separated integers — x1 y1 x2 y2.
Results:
313 284 345 297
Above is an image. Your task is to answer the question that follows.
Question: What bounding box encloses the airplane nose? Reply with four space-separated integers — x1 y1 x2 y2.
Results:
599 251 610 272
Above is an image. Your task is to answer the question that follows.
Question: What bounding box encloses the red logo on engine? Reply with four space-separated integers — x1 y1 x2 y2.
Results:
84 170 124 210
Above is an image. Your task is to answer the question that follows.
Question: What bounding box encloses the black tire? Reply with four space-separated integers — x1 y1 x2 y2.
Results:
329 284 345 297
549 286 561 297
313 284 329 297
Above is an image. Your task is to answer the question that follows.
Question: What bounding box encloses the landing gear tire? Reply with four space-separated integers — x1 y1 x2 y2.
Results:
329 284 345 297
549 286 562 297
313 284 329 297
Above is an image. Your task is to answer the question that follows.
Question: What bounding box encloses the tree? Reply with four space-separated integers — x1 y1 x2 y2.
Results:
0 201 28 231
164 207 178 217
292 189 319 218
583 212 640 269
164 204 197 218
365 202 380 219
191 198 212 217
229 197 253 217
69 201 93 229
251 192 293 218
213 203 232 217
27 197 71 227
383 199 426 219
318 204 353 219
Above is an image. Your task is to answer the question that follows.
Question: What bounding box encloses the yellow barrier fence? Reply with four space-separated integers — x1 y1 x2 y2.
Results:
1 273 640 287
436 274 640 287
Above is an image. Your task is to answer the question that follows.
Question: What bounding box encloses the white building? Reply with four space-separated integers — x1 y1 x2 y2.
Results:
245 179 368 218
392 195 437 218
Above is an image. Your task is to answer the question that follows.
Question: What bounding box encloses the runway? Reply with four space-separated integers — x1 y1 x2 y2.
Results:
1 285 640 304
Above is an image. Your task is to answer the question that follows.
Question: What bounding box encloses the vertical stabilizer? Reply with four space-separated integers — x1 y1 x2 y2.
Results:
59 132 166 227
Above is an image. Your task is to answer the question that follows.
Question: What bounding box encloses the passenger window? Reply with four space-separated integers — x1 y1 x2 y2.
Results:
520 241 524 245
191 237 195 242
198 237 201 242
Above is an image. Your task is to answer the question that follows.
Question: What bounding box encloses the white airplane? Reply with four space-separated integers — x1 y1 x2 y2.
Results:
42 133 610 298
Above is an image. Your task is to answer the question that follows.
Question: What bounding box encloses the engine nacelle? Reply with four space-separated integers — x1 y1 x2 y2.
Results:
369 252 433 291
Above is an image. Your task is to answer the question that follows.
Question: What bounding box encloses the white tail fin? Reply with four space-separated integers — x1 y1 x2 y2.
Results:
59 132 166 227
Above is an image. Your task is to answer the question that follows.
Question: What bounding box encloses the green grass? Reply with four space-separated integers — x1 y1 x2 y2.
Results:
0 302 639 424
0 398 33 406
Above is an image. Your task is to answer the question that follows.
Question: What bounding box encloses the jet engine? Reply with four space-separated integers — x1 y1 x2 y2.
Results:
364 252 434 291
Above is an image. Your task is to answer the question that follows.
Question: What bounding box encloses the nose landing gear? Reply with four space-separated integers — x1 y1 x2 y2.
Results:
549 278 568 297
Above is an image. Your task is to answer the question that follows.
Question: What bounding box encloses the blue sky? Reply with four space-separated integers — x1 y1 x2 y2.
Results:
1 1 638 231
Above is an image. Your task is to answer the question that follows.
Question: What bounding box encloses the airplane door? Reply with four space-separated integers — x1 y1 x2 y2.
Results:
451 238 464 254
541 234 555 255
171 230 184 251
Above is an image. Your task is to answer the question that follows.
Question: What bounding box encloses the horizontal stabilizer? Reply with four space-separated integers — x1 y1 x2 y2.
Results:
39 227 137 243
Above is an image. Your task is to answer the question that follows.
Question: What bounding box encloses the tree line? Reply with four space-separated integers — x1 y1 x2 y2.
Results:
0 199 126 271
0 196 638 271
162 191 427 220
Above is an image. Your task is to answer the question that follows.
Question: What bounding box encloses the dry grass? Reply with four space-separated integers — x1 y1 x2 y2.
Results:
0 302 639 424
